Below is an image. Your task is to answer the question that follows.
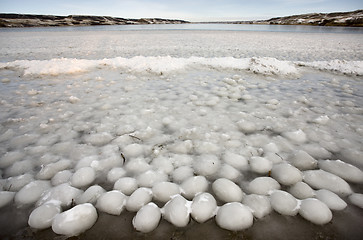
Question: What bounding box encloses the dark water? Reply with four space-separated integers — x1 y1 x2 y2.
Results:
1 23 362 34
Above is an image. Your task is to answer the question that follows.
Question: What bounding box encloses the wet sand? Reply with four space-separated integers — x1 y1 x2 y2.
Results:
1 202 362 240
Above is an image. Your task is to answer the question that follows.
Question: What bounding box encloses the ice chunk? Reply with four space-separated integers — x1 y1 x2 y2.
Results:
217 164 242 182
222 152 249 170
270 190 299 216
83 132 113 146
0 191 15 208
106 167 127 183
71 167 96 188
96 190 127 215
37 183 83 207
302 144 332 159
212 178 244 202
114 177 138 195
0 151 25 168
28 203 61 229
137 170 168 188
191 192 217 223
15 180 51 205
124 157 151 174
315 189 347 211
151 156 174 174
52 203 97 236
172 166 194 183
247 177 280 195
126 187 153 212
236 120 257 134
123 143 144 158
51 170 72 186
152 182 181 203
288 182 315 199
75 185 106 204
271 163 302 185
242 194 272 219
282 129 307 144
216 202 253 231
288 150 317 170
162 195 190 227
193 154 220 177
348 193 363 209
299 198 332 225
36 159 72 180
249 157 272 174
318 160 363 184
133 202 161 233
180 176 209 199
6 159 34 177
4 173 34 191
303 170 352 196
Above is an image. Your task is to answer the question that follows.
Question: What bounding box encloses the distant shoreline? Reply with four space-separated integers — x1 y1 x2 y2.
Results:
0 10 362 28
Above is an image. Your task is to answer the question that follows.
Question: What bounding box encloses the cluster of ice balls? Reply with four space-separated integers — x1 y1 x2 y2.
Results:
1 147 363 236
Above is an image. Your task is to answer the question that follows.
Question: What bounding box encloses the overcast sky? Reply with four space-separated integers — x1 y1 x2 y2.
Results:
1 0 362 21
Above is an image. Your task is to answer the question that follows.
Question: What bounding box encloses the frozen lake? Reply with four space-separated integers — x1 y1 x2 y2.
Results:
0 25 363 239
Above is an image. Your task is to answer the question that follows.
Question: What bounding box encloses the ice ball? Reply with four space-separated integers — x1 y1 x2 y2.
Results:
348 193 363 209
126 187 153 212
162 195 191 227
315 189 347 211
299 198 332 225
180 176 209 199
15 180 51 205
71 167 96 188
52 203 97 236
133 202 161 233
191 192 217 223
75 185 106 205
288 182 315 199
28 203 61 229
271 163 302 186
318 160 363 184
288 150 317 170
242 194 272 219
114 177 138 195
152 182 181 203
96 190 127 215
249 157 272 174
247 177 280 195
212 178 244 202
216 202 253 231
270 190 299 216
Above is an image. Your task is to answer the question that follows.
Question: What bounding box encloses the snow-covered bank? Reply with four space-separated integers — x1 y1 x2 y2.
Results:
0 28 362 238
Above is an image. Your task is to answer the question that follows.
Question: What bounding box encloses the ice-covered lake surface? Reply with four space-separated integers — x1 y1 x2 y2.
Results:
0 24 363 239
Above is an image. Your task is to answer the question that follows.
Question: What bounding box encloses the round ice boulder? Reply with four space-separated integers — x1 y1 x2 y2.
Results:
172 166 194 183
348 193 363 209
126 187 153 212
28 203 61 229
216 202 253 231
0 191 15 208
212 178 244 203
114 177 138 195
237 120 257 134
180 176 209 199
303 170 352 196
37 183 83 207
0 151 25 168
51 170 72 186
270 190 299 216
247 177 280 195
217 164 242 182
75 185 106 205
315 189 347 211
152 182 181 203
133 202 161 233
249 157 272 174
52 203 98 236
71 167 96 188
137 170 168 188
242 194 272 219
106 167 126 183
15 180 51 205
36 159 72 180
282 129 307 144
162 195 191 227
96 190 127 215
123 143 144 158
299 198 332 225
222 152 249 170
193 154 220 177
4 173 34 191
318 160 363 184
288 182 315 199
288 150 317 170
83 132 113 146
191 192 217 223
271 163 302 186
